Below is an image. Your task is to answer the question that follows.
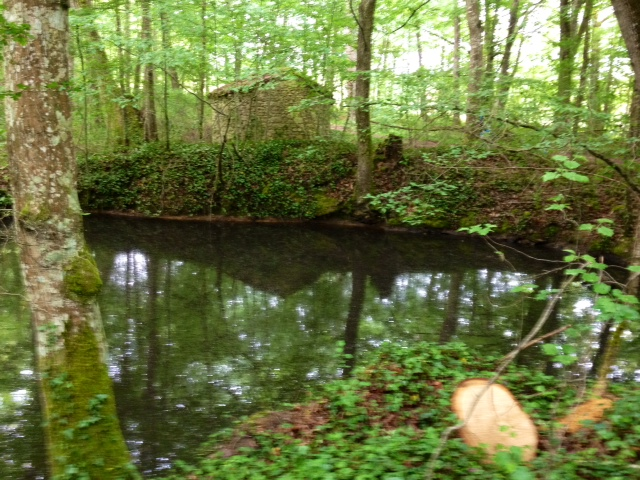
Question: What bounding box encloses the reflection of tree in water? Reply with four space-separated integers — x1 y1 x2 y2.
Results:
343 250 367 376
439 271 464 344
46 217 607 474
0 250 47 479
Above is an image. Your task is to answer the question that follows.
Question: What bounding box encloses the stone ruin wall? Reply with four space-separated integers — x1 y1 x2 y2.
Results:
210 80 332 143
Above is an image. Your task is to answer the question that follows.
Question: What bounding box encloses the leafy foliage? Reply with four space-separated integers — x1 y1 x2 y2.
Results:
78 140 355 219
161 341 640 480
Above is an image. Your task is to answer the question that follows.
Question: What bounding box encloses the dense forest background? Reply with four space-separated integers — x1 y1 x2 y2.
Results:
24 0 637 155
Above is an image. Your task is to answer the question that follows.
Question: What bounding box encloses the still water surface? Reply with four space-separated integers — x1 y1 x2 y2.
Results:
1 216 637 478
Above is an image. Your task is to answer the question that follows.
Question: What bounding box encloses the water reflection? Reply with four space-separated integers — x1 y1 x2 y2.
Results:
1 215 639 478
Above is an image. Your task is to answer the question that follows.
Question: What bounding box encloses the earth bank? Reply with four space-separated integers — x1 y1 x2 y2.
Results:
0 138 635 255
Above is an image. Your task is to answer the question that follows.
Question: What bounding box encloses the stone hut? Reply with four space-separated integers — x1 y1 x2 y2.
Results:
209 71 333 143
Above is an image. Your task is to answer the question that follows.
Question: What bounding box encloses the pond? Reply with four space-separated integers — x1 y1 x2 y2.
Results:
1 215 638 478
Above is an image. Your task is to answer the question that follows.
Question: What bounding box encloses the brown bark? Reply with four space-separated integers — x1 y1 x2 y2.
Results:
197 0 208 141
354 0 376 200
573 0 594 134
464 0 484 137
492 0 521 116
452 0 461 126
612 0 640 93
630 82 640 138
556 0 587 125
141 0 158 142
3 0 136 476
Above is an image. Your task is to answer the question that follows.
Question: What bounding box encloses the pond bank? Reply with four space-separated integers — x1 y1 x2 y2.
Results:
1 139 636 257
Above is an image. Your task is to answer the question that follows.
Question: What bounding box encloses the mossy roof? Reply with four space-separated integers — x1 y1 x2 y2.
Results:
209 69 333 99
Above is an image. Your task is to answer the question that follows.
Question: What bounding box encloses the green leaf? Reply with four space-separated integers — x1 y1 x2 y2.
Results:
541 343 559 355
545 204 568 211
588 262 608 270
596 218 614 224
561 171 590 183
597 226 614 237
593 283 611 295
627 266 640 273
562 160 581 170
565 268 586 276
556 355 577 365
581 272 600 283
512 284 538 293
578 224 594 231
542 172 560 182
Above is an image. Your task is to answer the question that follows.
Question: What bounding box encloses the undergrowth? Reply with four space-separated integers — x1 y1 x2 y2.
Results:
161 342 640 480
77 140 355 219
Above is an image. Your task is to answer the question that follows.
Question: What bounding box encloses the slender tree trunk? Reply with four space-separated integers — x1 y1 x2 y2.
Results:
343 256 367 376
141 0 158 142
198 0 208 141
492 0 521 117
115 2 133 146
588 16 603 133
439 272 463 344
3 0 137 476
354 0 376 201
573 0 594 134
465 0 484 137
452 0 461 126
482 0 497 102
556 0 587 126
160 10 171 150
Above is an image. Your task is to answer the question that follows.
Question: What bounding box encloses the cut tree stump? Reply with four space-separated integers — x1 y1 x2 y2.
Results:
558 397 614 434
451 378 538 461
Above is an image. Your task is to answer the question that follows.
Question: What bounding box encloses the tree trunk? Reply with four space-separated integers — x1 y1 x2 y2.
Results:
588 16 603 134
612 0 640 93
141 0 158 142
354 0 376 201
556 0 587 126
591 0 640 396
492 0 521 117
198 0 208 141
630 82 640 138
573 0 594 134
464 0 484 137
482 0 497 102
3 0 137 476
160 9 171 150
452 0 462 126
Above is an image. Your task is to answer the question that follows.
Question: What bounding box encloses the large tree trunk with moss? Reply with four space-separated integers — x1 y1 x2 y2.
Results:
4 0 137 477
354 0 376 201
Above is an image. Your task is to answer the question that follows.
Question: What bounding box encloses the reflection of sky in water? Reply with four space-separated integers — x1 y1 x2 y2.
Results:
5 218 640 479
112 251 149 285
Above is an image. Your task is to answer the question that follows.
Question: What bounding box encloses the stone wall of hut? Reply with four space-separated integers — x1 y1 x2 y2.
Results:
210 77 332 143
